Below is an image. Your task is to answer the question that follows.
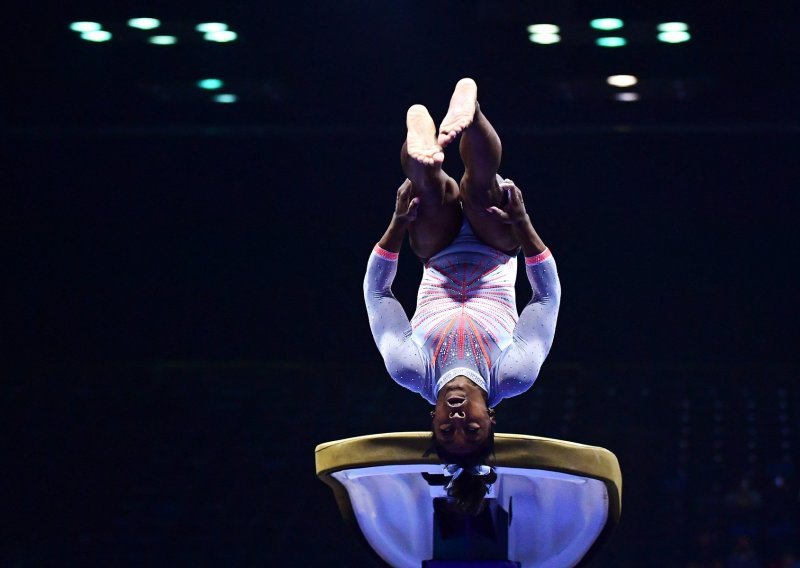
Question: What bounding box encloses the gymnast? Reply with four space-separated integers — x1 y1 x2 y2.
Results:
364 78 561 515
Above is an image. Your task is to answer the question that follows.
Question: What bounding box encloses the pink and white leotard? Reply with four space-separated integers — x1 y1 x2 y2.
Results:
364 220 560 407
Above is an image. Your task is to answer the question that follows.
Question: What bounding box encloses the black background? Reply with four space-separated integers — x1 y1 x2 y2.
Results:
4 1 800 566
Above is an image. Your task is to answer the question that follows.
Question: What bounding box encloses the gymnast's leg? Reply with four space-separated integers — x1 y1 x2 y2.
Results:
440 78 519 253
401 105 463 260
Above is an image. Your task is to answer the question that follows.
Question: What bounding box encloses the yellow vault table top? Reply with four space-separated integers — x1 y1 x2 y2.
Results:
316 432 622 568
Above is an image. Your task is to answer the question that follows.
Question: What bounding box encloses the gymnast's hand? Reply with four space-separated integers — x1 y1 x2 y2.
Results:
393 179 420 225
486 179 529 225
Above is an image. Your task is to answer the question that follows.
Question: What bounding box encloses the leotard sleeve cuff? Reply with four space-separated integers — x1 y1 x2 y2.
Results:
525 248 552 266
373 244 399 261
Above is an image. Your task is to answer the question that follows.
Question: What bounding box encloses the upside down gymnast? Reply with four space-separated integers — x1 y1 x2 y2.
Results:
363 78 561 515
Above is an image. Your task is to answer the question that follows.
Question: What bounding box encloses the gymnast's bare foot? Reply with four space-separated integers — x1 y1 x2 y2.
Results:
406 105 445 166
438 78 478 148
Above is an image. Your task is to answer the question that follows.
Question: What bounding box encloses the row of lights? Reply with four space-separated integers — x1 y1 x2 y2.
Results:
528 20 691 46
198 78 237 103
607 74 639 102
68 19 238 44
542 74 641 102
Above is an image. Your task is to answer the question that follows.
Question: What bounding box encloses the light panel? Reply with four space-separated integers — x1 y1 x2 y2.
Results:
658 31 691 43
128 18 160 30
148 35 177 45
529 33 560 45
196 22 228 33
527 24 560 34
204 30 237 42
614 92 640 102
70 22 102 32
213 94 238 103
81 30 112 42
590 18 623 31
607 75 638 88
198 78 224 90
657 22 689 32
596 37 626 47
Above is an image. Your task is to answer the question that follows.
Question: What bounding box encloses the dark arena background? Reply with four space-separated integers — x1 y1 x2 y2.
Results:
4 1 800 566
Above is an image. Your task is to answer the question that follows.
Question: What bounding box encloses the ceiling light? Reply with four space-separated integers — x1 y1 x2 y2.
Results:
590 18 623 30
213 94 238 103
527 24 559 34
607 75 638 88
204 30 237 42
198 78 224 90
148 35 178 45
196 22 228 33
128 18 160 30
529 33 560 45
70 22 102 33
596 37 626 47
81 30 112 42
657 22 688 32
614 92 640 102
658 31 691 43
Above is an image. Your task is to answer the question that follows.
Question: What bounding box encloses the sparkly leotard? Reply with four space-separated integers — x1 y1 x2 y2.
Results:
364 220 560 406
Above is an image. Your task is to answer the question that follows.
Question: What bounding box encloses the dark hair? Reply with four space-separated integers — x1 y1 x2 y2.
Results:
431 428 497 516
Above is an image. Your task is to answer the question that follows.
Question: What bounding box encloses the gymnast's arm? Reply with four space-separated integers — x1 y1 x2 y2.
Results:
488 180 561 400
363 180 429 394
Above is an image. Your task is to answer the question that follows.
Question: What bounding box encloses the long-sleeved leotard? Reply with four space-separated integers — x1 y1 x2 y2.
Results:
364 220 560 407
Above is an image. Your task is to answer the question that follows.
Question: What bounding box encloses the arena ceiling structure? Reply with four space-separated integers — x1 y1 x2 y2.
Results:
6 0 800 136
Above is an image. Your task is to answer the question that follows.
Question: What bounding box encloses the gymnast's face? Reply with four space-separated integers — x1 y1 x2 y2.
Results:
432 376 495 454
